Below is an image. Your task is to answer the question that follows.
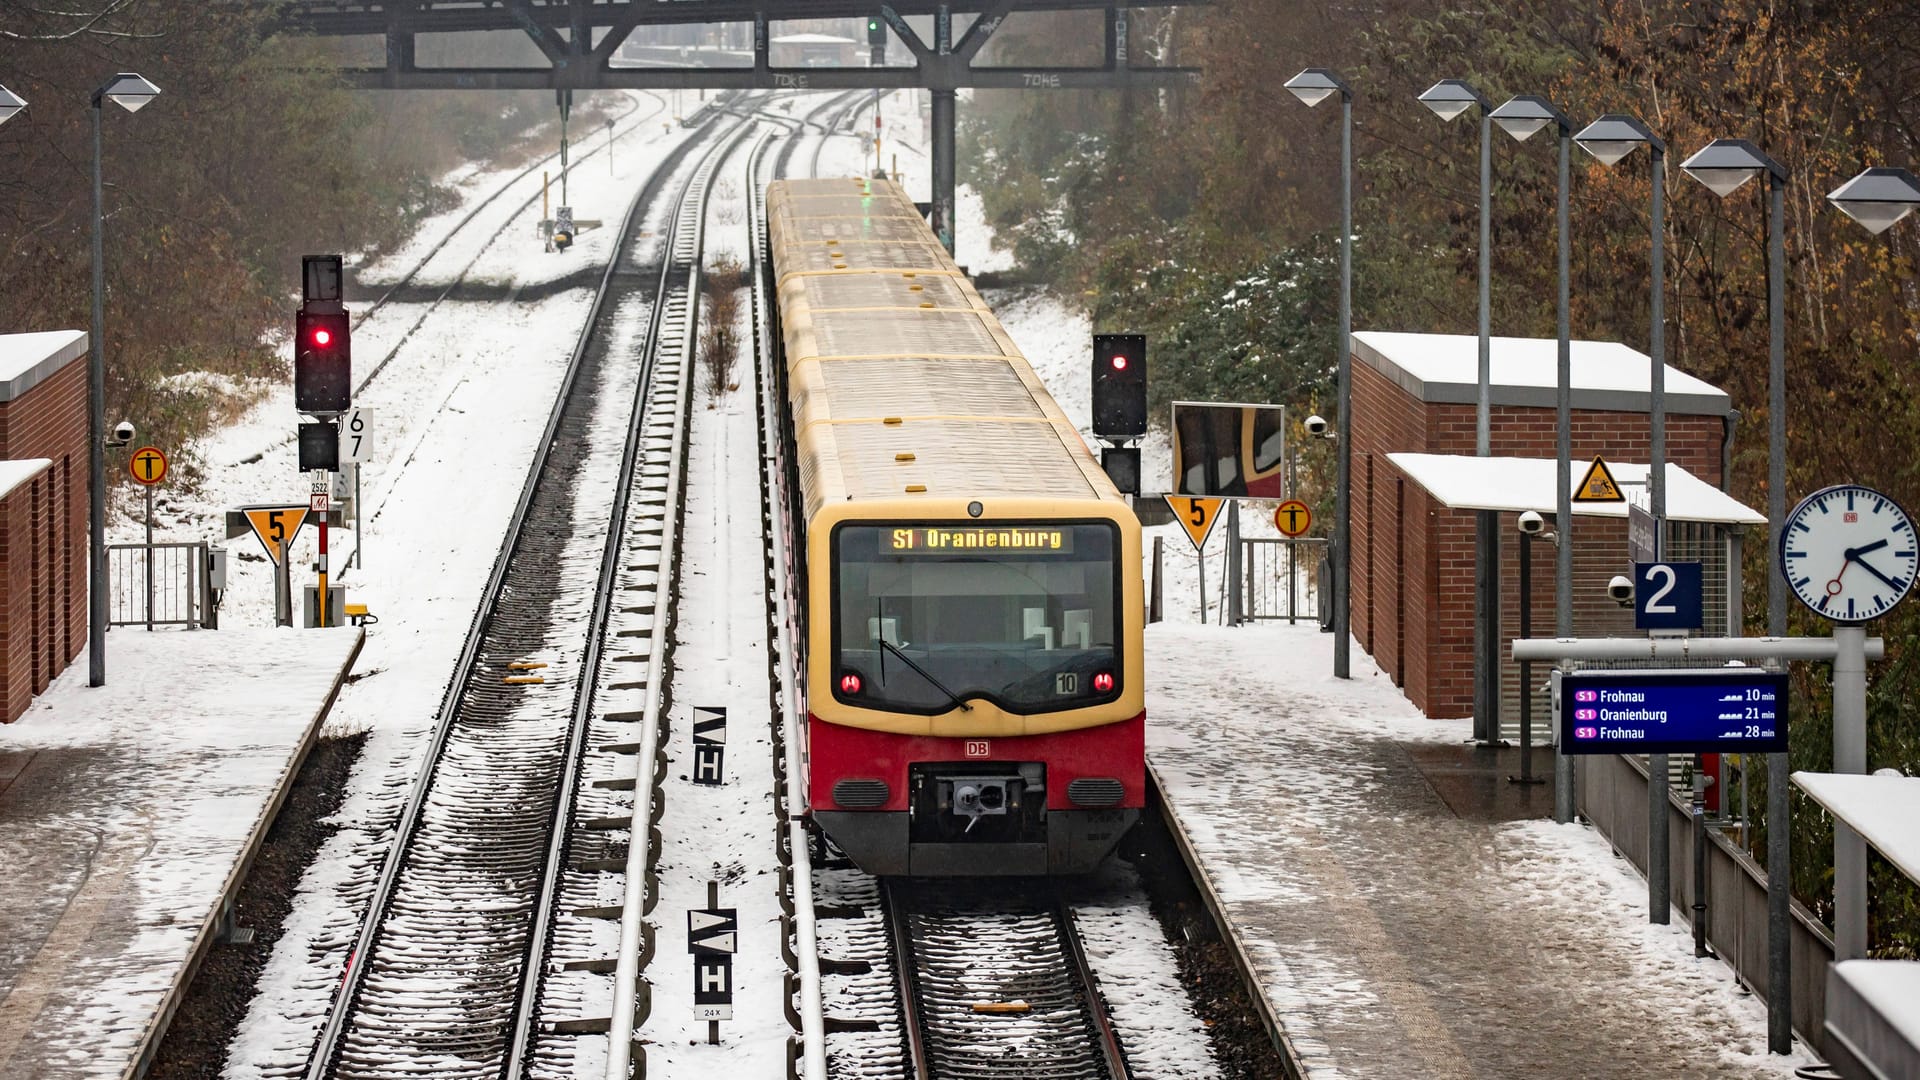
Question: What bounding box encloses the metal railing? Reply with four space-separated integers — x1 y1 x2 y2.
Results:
1240 537 1327 625
108 541 207 628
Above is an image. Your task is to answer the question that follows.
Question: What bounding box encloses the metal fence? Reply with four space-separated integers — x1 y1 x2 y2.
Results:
1240 537 1327 625
109 541 208 628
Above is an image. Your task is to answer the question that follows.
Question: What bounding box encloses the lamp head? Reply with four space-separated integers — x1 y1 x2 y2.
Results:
1828 167 1920 235
1574 114 1662 165
1417 79 1488 122
1680 138 1785 197
93 72 160 113
1284 68 1349 108
0 84 24 127
1489 95 1566 143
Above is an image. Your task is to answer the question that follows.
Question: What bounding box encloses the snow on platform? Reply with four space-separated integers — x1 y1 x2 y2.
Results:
1792 771 1920 884
0 626 361 1078
1144 620 1812 1078
1825 959 1920 1078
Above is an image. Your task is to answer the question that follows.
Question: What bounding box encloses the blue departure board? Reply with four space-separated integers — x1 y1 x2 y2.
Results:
1559 670 1789 755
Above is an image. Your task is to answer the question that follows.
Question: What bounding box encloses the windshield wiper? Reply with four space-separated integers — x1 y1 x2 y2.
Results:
878 638 972 712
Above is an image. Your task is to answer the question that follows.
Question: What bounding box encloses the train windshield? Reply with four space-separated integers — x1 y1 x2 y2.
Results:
832 523 1123 714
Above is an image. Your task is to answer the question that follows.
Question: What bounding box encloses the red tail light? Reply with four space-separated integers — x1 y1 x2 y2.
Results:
1093 671 1115 693
840 672 863 694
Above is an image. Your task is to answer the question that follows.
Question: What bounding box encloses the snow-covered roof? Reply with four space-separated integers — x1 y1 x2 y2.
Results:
1792 772 1920 885
0 330 87 404
771 32 856 44
0 458 51 502
1387 454 1766 526
1352 331 1731 416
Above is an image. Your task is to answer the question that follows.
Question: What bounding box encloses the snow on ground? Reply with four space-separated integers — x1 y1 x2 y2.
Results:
0 629 359 1078
1143 620 1814 1077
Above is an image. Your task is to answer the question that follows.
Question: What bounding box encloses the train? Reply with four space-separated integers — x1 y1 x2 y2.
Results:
766 176 1145 876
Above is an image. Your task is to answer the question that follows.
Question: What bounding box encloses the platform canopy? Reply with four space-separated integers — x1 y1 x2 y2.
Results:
1387 454 1766 526
1793 772 1920 884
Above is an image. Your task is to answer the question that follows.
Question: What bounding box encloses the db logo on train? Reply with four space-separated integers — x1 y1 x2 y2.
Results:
965 741 991 758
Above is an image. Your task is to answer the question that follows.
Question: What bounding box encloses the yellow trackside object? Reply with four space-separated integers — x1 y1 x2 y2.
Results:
503 675 545 685
970 1001 1031 1014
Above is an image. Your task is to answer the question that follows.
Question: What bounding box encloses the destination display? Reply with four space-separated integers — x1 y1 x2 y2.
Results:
1558 669 1789 755
888 526 1073 554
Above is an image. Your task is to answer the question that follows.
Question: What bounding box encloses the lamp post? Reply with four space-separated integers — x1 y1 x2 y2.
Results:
88 72 161 687
1419 78 1499 742
1282 67 1353 680
1489 95 1573 806
1683 136 1791 1054
1575 112 1670 925
1824 164 1920 972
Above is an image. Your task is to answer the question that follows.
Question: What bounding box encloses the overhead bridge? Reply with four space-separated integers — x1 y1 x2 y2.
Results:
262 0 1200 255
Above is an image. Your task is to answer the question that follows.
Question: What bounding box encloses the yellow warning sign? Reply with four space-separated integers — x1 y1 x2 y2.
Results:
1573 456 1625 503
128 446 168 486
1164 496 1225 551
1273 499 1313 538
244 506 310 564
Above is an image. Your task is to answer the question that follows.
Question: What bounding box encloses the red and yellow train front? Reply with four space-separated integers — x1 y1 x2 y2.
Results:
806 498 1144 876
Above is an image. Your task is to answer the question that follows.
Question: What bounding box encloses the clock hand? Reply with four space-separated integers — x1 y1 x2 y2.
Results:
1853 553 1905 592
1846 539 1890 561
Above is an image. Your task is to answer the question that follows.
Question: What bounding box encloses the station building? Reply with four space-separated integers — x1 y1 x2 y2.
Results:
0 331 90 723
1343 331 1765 738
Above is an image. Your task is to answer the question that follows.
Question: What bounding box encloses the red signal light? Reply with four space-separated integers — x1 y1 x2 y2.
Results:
1093 671 1115 693
1110 354 1128 371
313 328 333 347
840 672 863 694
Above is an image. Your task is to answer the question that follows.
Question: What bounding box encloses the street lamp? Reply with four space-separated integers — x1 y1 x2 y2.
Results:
1490 94 1575 813
88 71 161 687
1575 111 1671 927
1283 67 1354 681
1828 166 1920 234
1419 78 1498 743
1682 136 1791 1052
0 84 25 125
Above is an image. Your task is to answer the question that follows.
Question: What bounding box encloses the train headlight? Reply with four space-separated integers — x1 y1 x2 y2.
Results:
839 671 863 694
1092 671 1115 693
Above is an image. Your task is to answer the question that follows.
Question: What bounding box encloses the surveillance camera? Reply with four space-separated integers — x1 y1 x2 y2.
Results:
1517 510 1545 535
1607 574 1635 606
1304 414 1329 436
111 421 135 446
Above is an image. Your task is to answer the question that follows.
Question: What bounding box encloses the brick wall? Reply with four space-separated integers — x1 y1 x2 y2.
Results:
1348 353 1729 720
0 359 90 722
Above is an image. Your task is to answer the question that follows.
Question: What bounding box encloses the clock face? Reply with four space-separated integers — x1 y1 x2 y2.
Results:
1779 484 1918 623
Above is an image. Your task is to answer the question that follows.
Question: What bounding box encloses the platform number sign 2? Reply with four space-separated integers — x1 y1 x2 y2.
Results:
1633 561 1703 631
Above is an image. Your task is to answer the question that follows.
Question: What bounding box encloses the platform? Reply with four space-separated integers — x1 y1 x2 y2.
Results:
1145 621 1810 1079
0 626 361 1078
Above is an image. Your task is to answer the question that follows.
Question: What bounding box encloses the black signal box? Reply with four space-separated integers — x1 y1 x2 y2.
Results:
1091 333 1147 441
298 421 340 472
1101 446 1140 494
295 309 352 414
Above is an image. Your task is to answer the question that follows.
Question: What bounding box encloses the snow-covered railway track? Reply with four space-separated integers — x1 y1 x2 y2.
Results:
300 114 753 1080
885 882 1130 1080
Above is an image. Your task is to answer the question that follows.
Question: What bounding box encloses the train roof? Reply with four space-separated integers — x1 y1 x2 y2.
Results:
767 178 1120 522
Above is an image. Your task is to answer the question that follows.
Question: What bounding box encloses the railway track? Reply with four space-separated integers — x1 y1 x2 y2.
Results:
301 111 751 1080
886 883 1129 1080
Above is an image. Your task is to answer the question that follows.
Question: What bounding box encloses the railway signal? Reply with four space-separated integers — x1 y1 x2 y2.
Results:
1091 333 1146 441
296 254 352 414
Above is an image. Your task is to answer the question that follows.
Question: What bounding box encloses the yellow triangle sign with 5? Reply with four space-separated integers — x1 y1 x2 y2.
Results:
1164 496 1226 551
1573 456 1625 503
